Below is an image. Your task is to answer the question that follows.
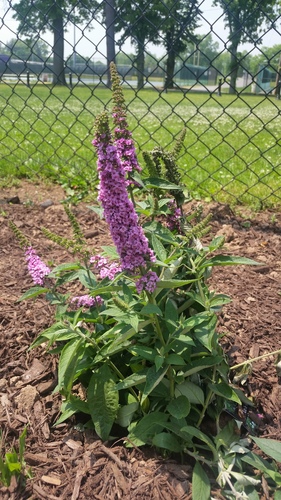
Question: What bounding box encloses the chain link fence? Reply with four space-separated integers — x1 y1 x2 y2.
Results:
0 0 281 207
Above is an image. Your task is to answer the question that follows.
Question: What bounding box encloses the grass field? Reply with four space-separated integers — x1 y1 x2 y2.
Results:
1 83 281 207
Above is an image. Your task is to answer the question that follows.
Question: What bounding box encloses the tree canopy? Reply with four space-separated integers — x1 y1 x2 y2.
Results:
0 37 50 62
114 0 164 89
12 0 98 85
214 0 281 93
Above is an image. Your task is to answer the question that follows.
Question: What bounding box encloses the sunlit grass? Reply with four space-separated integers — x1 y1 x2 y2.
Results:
1 83 281 207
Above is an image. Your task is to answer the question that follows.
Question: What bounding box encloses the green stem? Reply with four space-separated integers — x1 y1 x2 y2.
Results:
230 349 281 370
196 366 216 428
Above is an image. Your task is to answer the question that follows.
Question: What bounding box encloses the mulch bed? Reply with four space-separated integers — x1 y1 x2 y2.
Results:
0 181 280 499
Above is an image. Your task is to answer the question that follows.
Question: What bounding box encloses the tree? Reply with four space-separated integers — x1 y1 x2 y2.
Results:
214 0 281 94
12 0 98 85
114 0 163 90
160 0 201 89
0 37 50 62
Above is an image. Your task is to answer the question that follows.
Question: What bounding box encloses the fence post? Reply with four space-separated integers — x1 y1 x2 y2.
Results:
26 71 30 88
69 73 72 88
218 78 222 96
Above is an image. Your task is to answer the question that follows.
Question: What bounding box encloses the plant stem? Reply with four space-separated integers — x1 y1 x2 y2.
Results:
230 349 281 370
196 366 216 428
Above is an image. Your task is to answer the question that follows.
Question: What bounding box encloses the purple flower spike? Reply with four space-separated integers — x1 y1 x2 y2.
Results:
25 247 50 286
93 112 155 272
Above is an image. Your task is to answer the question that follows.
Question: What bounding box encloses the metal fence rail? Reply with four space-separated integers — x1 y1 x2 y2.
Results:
0 0 281 207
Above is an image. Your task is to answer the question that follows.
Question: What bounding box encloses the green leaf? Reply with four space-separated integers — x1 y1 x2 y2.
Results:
140 304 163 316
192 461 211 500
152 432 182 452
151 233 167 261
77 269 97 287
115 372 147 391
127 412 169 446
141 365 168 403
183 356 223 377
155 355 165 371
143 177 182 190
208 382 241 404
143 221 176 243
18 286 49 301
181 426 217 457
274 491 281 500
101 245 119 259
88 365 119 440
167 395 191 419
208 236 225 252
57 338 84 395
129 345 158 362
87 205 104 218
175 381 205 405
156 278 198 289
115 403 139 427
49 262 81 275
242 452 281 484
251 436 281 463
202 255 262 268
165 298 178 324
165 353 186 366
209 294 231 308
55 396 90 424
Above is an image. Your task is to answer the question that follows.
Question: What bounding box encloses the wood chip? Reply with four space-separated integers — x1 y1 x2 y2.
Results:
41 475 61 486
64 438 83 450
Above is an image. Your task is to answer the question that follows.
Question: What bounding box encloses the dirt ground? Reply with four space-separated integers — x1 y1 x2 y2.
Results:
0 180 281 499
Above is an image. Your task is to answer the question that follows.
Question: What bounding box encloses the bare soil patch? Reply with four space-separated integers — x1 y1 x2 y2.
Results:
0 181 281 499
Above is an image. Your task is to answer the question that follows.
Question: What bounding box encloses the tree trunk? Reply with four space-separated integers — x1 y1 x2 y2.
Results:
52 15 66 86
228 40 239 94
165 49 176 89
105 0 116 88
136 40 145 90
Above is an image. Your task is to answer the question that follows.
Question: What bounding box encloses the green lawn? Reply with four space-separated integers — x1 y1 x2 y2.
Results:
1 83 281 207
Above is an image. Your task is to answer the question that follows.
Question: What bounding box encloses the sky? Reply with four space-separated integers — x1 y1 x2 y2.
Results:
0 0 280 61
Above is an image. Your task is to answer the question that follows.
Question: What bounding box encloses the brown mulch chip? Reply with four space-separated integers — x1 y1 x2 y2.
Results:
1 180 281 498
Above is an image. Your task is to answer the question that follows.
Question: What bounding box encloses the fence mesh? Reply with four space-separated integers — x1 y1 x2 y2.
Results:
0 0 281 207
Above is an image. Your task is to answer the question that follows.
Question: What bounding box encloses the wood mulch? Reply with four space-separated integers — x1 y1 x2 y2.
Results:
0 180 280 499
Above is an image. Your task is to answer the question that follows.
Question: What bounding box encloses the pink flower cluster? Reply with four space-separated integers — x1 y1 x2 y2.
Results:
136 271 159 294
93 114 155 272
71 295 103 308
25 247 50 285
90 254 122 280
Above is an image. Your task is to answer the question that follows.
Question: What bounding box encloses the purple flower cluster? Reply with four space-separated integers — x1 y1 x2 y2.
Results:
93 113 155 272
114 120 142 174
90 254 122 280
25 247 50 286
71 295 103 308
167 200 182 232
136 271 159 294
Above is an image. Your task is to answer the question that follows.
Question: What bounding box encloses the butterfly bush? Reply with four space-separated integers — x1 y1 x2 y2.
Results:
25 247 50 285
71 295 103 308
92 112 156 278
